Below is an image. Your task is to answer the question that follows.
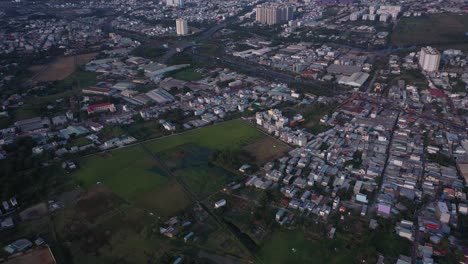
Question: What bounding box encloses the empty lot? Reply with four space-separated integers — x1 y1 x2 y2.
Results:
391 13 468 47
29 53 97 82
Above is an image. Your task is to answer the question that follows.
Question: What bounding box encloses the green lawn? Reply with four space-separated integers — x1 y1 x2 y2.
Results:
98 125 126 141
259 230 358 264
144 119 263 153
12 105 39 121
135 183 191 217
73 146 169 202
169 67 204 81
70 137 93 147
124 119 165 140
388 69 427 86
158 144 240 197
146 120 264 197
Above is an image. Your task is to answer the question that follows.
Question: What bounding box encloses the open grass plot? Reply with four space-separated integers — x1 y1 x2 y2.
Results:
73 145 169 202
158 144 239 198
169 67 204 81
391 13 468 47
135 183 191 217
243 136 292 165
53 197 183 264
144 119 263 153
259 230 359 264
72 119 264 211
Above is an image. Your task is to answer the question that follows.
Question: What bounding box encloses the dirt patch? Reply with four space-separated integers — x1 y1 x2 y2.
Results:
135 183 191 217
3 246 56 264
29 53 97 82
243 137 292 165
75 185 123 222
19 203 48 221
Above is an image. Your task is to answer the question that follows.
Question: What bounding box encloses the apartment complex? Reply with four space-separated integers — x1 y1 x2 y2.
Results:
176 19 189 36
419 46 441 72
256 4 294 25
376 5 402 19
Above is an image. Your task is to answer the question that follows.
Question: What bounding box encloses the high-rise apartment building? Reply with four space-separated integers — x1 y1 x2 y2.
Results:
256 4 294 25
166 0 184 7
419 46 441 72
176 19 189 36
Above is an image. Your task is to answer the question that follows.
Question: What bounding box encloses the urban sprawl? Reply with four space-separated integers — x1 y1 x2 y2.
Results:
0 0 467 263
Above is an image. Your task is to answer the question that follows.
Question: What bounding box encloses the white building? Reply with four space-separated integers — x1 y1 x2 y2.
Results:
176 19 189 36
377 5 401 19
419 46 441 72
338 72 370 88
166 0 184 7
436 201 450 224
350 12 360 21
214 199 227 209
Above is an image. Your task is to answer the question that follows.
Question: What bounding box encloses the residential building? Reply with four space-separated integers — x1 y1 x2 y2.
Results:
166 0 184 7
419 46 441 72
176 19 188 36
256 4 294 25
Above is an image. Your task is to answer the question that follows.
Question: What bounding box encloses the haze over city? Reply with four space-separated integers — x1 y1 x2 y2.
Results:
0 0 467 263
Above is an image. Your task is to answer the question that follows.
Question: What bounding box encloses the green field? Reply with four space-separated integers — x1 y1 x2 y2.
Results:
159 144 240 197
169 67 204 81
144 119 262 153
73 119 263 204
73 146 169 202
391 13 468 47
259 220 412 264
64 120 265 262
12 70 98 121
259 231 358 264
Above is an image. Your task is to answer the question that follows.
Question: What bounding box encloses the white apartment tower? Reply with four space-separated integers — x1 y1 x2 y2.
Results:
176 19 188 36
419 46 441 72
166 0 184 7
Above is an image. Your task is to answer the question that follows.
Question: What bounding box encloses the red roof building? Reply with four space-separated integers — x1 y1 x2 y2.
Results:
430 89 445 98
87 102 116 114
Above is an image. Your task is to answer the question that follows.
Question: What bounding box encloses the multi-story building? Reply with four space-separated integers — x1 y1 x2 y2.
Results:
419 46 441 72
350 12 360 21
166 0 184 7
256 4 294 25
176 19 188 36
377 5 401 19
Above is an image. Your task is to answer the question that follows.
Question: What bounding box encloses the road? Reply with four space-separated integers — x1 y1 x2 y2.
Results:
365 71 379 93
368 111 400 218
